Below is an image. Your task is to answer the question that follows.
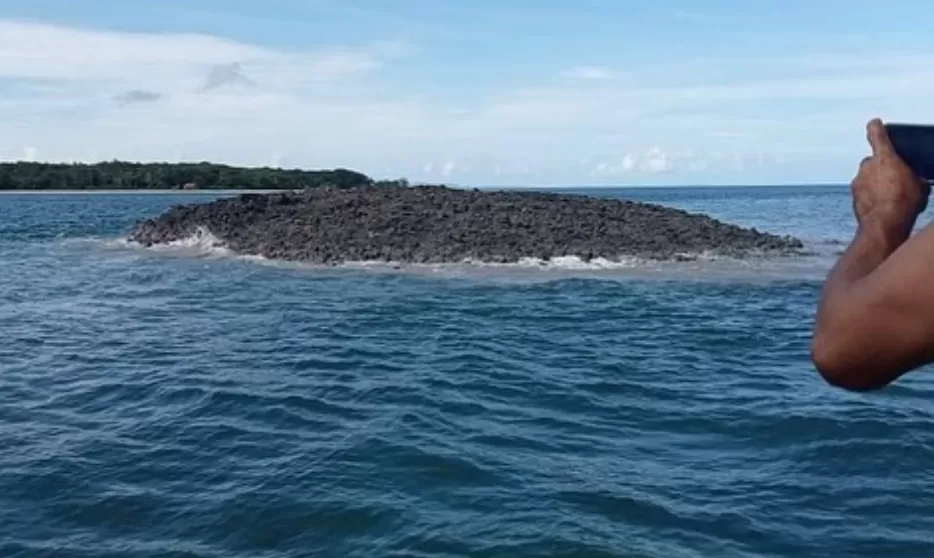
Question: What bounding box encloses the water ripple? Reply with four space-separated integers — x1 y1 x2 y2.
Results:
2 191 934 557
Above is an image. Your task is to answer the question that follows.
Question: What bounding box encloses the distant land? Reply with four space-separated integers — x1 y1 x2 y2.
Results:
0 161 401 191
0 161 850 192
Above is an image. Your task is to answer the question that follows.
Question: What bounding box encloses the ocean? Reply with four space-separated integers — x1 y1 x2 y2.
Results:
2 185 933 557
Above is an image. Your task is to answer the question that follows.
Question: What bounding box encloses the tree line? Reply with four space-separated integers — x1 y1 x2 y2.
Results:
0 161 381 191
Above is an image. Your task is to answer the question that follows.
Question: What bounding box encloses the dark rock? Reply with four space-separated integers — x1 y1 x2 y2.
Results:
128 184 805 264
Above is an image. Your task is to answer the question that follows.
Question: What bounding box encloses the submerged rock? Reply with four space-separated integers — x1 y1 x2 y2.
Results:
128 184 804 264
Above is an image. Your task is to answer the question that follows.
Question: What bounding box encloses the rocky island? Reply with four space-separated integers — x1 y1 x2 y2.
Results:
128 182 804 265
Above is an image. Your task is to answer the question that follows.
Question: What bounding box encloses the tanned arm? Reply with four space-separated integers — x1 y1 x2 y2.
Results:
811 119 934 391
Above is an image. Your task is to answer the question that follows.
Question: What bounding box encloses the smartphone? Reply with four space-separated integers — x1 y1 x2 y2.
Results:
885 123 934 182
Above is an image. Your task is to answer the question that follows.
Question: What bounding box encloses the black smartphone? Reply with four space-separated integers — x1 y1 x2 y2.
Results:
885 123 934 182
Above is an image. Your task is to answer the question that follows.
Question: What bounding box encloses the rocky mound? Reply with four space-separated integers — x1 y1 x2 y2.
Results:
128 184 804 264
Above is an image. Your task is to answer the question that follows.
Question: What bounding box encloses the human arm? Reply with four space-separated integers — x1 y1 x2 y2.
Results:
811 119 934 391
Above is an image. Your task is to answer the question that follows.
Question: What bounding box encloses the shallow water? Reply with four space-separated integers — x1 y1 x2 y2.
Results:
2 186 933 557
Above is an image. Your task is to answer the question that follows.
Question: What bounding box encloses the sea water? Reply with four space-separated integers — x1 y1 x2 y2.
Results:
1 185 932 557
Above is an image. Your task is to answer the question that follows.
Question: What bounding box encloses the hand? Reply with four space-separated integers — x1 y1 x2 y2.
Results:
852 119 930 234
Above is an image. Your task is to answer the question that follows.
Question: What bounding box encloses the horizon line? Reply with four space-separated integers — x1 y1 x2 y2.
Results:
0 158 849 189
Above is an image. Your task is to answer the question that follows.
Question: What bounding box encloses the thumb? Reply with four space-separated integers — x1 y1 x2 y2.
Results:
867 118 896 156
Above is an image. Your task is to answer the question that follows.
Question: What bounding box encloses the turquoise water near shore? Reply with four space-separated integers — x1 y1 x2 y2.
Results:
2 186 933 557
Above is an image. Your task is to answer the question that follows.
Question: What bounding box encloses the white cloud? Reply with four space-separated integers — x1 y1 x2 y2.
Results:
113 90 162 105
269 152 285 168
641 148 671 173
0 20 386 94
3 19 934 185
0 19 422 170
441 161 457 176
203 62 254 91
592 148 673 176
0 20 262 82
561 66 615 80
589 147 779 178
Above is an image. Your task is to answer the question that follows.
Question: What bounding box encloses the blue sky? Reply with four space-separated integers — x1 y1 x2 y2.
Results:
2 1 934 186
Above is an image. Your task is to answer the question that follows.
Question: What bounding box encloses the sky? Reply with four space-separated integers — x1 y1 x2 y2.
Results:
2 0 934 186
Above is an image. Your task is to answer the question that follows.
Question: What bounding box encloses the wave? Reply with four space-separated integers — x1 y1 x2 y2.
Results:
92 227 266 263
79 228 837 283
124 227 235 257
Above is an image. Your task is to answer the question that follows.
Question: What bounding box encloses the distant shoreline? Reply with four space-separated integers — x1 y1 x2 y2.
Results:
0 184 845 195
0 160 846 193
0 189 290 195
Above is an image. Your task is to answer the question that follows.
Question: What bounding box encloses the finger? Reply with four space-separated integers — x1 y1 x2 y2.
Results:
854 156 872 180
852 157 870 185
867 118 896 157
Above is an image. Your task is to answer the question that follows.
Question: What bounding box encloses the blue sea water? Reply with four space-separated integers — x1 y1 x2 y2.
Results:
2 185 933 557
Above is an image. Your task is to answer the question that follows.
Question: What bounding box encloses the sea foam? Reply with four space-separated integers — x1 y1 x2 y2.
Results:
106 228 837 283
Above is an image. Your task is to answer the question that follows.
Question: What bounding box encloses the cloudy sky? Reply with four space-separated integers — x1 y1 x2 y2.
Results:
2 0 934 186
